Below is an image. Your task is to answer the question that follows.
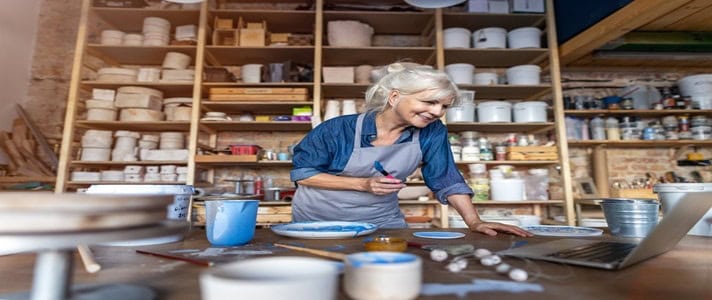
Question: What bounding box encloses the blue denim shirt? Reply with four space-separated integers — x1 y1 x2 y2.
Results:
290 111 473 204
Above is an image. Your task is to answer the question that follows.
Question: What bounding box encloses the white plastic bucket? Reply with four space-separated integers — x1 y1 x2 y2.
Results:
446 102 475 123
490 178 525 201
443 27 471 48
507 27 542 49
506 64 541 85
472 27 506 49
677 74 712 96
690 94 712 109
242 64 263 83
445 63 475 84
477 101 511 123
474 72 498 85
86 107 117 121
513 101 547 122
81 147 111 161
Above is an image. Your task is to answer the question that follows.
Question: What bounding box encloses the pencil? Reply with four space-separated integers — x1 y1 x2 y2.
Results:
136 249 214 267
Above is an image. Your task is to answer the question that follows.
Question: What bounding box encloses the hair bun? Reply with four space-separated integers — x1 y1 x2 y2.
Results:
386 63 405 73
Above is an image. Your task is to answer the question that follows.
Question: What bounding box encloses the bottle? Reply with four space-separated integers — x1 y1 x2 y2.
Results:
581 118 590 140
478 137 493 161
605 117 620 140
590 116 606 140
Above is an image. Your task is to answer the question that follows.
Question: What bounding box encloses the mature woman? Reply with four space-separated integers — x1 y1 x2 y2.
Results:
290 62 530 237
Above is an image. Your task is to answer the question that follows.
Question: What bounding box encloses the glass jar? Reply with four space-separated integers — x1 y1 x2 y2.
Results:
605 117 620 140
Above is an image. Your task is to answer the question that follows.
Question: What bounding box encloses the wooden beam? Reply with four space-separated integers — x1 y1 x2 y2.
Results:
559 0 693 66
639 0 712 31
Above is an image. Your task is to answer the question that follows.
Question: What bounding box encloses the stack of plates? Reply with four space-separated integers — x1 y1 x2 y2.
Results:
0 192 172 233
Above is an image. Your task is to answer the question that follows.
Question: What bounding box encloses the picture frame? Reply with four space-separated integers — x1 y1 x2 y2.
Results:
574 177 598 198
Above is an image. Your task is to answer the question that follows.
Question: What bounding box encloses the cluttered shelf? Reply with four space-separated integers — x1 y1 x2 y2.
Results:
75 121 191 131
70 160 187 167
441 12 545 29
443 48 548 67
205 46 315 65
322 10 434 35
567 140 712 147
200 101 313 114
209 9 316 33
198 121 312 132
564 109 712 117
91 7 200 30
445 122 554 133
81 81 194 95
455 160 559 166
86 44 197 65
321 47 437 66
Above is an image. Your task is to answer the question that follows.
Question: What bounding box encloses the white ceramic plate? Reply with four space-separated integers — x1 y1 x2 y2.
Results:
412 231 466 239
522 225 603 237
271 221 377 239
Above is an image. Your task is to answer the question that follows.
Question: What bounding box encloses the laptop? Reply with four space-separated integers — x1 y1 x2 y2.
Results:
498 192 712 270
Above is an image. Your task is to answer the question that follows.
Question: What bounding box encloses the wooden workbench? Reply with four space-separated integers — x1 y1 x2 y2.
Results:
1 228 709 299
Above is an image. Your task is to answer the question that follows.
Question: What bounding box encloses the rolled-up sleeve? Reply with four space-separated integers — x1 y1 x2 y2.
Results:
290 125 334 182
420 122 473 204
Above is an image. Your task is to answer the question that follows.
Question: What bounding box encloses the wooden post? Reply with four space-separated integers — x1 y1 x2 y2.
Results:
593 146 610 197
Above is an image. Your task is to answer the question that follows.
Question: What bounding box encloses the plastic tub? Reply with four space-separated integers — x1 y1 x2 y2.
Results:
477 101 511 123
87 107 117 121
241 64 263 83
445 63 475 84
653 183 712 236
677 74 712 96
474 72 498 85
443 27 471 48
513 101 547 122
490 178 524 201
327 21 374 47
446 100 475 123
601 198 659 238
472 27 506 49
507 27 541 49
506 65 541 85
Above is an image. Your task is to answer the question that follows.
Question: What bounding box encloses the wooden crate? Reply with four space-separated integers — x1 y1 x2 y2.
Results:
257 206 292 224
212 29 238 46
507 146 558 161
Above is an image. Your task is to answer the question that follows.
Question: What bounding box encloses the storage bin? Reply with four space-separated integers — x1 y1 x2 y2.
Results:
513 101 547 122
506 65 541 85
677 74 712 96
490 178 525 201
445 63 474 84
86 107 117 121
446 91 476 123
472 27 506 49
507 27 541 49
477 101 511 123
443 27 471 48
474 72 498 85
327 21 373 47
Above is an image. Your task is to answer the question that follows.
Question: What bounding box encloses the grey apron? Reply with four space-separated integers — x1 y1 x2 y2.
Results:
292 113 423 228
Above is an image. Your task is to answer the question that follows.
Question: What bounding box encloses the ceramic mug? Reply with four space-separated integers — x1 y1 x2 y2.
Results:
205 199 259 246
344 252 422 300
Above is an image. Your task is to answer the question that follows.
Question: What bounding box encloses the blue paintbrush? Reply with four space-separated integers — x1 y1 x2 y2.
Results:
374 161 395 179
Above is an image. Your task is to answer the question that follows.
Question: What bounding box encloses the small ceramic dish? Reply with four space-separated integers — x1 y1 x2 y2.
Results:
364 236 407 252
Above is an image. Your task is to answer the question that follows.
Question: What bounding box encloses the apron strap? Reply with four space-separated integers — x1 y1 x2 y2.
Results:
354 113 366 149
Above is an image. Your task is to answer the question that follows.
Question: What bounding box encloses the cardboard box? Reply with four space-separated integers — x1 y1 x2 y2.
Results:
511 0 545 13
239 28 266 46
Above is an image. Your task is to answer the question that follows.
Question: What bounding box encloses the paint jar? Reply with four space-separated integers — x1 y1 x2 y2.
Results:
344 252 422 300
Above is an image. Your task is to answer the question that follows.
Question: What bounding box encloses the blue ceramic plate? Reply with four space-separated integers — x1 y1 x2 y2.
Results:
522 225 603 237
412 231 466 239
271 221 377 239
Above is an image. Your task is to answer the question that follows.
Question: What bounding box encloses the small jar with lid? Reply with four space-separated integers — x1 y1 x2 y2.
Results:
478 137 493 161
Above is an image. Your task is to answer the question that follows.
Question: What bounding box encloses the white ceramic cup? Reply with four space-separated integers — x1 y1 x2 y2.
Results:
241 64 263 83
342 99 357 115
344 252 422 300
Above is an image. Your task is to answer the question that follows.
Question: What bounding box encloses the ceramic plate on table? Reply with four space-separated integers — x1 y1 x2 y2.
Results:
521 225 603 237
271 221 377 239
412 231 466 239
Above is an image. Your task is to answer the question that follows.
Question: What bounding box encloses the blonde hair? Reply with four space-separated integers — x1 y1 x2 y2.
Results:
364 62 460 112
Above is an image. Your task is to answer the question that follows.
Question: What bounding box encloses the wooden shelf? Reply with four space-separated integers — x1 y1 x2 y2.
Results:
323 11 434 34
568 140 712 147
442 12 545 30
458 84 551 99
195 159 293 167
201 101 312 114
321 83 370 98
206 46 314 65
564 109 712 117
67 181 187 186
70 161 187 167
87 45 197 65
75 121 190 131
0 176 56 183
200 121 312 132
445 122 554 133
210 9 316 33
322 47 436 66
202 82 314 95
444 48 548 67
81 81 194 96
455 160 559 166
91 7 201 31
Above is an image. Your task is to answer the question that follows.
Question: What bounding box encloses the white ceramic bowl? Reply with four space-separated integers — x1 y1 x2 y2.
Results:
344 252 422 300
200 256 339 300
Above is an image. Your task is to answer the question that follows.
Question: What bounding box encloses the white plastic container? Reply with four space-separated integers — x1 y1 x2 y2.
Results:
81 148 111 161
506 65 541 85
86 107 117 121
241 64 263 83
162 52 191 70
513 101 547 122
677 74 712 96
443 27 471 48
477 101 512 123
327 21 374 47
445 63 475 84
474 72 498 85
507 27 542 49
472 27 507 49
446 102 475 123
81 130 113 148
490 178 525 201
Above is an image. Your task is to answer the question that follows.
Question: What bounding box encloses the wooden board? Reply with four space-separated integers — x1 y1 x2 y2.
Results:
208 94 309 101
209 87 308 95
195 154 258 163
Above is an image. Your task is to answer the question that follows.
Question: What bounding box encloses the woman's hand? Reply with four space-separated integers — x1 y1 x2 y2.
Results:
469 221 534 237
365 176 405 195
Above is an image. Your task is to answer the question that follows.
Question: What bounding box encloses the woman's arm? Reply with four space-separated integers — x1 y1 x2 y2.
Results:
297 173 404 196
448 194 533 237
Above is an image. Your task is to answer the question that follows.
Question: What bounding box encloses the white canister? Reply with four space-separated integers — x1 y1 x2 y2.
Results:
81 147 111 161
443 27 471 48
119 108 165 121
344 252 421 300
507 27 542 49
171 106 193 121
474 72 498 85
472 27 507 49
162 52 192 70
81 130 113 148
677 74 712 96
323 100 340 121
477 101 512 123
86 107 117 121
445 63 475 85
114 136 138 150
506 64 541 85
490 178 525 201
241 64 263 83
446 101 475 123
327 20 374 47
513 101 548 123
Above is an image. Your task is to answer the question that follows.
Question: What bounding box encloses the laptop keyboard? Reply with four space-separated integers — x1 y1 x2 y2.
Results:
546 242 637 263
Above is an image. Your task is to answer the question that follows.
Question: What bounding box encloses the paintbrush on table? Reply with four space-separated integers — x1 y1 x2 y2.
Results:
273 243 346 261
